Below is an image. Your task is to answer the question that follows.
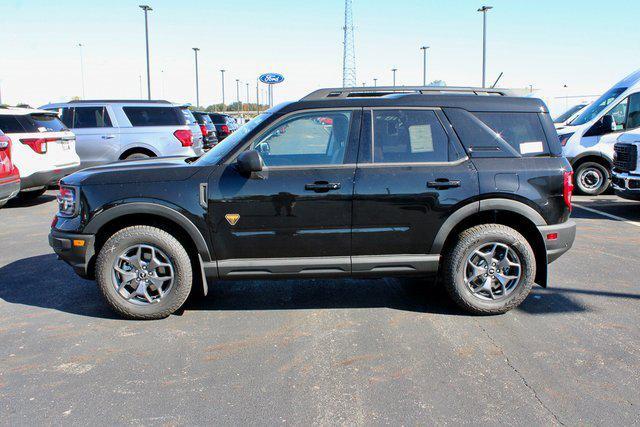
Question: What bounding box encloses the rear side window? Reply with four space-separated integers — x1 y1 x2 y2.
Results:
0 115 26 133
123 107 185 127
72 107 112 128
372 109 448 163
474 112 549 156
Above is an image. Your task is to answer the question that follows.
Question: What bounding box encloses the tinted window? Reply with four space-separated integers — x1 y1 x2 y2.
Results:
626 93 640 130
73 107 112 128
123 107 184 127
475 112 549 156
372 109 448 163
209 113 227 124
0 115 26 133
60 108 74 128
253 111 352 166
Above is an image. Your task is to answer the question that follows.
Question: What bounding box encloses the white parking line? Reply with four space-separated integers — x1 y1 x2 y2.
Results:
573 204 640 228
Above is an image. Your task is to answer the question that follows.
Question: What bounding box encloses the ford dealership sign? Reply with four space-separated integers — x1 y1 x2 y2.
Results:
259 73 285 84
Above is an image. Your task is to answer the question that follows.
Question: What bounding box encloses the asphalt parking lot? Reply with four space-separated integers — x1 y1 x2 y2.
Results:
1 192 639 425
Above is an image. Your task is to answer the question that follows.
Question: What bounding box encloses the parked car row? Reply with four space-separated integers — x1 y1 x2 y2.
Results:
0 99 241 207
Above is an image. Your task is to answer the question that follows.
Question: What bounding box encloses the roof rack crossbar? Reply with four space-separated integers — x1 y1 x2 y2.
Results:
301 86 519 101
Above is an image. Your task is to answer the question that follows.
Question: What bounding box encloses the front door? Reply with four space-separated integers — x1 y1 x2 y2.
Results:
352 108 478 275
67 106 120 168
207 109 361 278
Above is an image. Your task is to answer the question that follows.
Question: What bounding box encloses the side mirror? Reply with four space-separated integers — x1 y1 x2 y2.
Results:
585 115 615 137
236 149 264 174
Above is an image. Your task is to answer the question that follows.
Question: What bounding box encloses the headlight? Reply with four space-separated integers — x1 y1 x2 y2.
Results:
57 186 79 217
558 132 574 147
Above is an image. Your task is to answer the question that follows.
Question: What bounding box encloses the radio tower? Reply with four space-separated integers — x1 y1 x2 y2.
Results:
342 0 356 87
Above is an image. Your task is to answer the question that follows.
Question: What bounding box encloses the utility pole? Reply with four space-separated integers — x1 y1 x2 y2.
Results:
138 75 143 99
78 43 86 99
192 48 200 107
236 79 241 113
256 82 260 114
139 5 152 99
420 46 429 86
220 69 226 108
246 82 250 108
373 78 377 87
391 68 398 86
477 5 493 88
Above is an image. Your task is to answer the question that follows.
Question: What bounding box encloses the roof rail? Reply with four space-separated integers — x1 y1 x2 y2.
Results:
68 99 172 104
301 86 523 101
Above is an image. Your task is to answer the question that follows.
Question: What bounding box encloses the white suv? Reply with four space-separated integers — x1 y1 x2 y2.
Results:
40 100 204 169
0 106 80 199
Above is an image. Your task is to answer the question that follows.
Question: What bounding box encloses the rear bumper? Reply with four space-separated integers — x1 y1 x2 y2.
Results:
612 172 640 200
0 178 20 203
49 229 96 279
538 220 576 263
21 165 79 191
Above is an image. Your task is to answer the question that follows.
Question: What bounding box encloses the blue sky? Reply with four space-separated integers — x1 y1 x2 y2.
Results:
1 0 639 113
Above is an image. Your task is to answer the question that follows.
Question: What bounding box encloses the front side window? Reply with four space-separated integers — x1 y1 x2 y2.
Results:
123 107 184 127
608 98 628 131
571 87 626 125
252 111 352 166
372 109 448 163
626 93 640 130
73 107 112 128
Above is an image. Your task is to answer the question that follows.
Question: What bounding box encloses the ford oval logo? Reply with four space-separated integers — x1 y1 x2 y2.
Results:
259 73 285 84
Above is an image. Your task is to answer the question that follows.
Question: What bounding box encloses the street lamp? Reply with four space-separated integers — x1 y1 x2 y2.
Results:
220 69 226 108
78 43 86 99
373 78 378 87
139 5 152 99
246 82 250 107
477 5 493 88
236 79 241 113
420 46 429 86
391 68 398 86
192 48 200 107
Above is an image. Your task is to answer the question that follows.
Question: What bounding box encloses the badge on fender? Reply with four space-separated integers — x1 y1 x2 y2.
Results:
225 214 240 226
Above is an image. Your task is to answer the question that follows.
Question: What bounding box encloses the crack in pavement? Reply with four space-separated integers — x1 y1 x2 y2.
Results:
477 322 566 426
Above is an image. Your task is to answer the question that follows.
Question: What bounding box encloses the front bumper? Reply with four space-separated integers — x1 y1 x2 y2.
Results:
49 229 96 279
612 172 640 200
538 220 576 263
0 178 20 204
21 165 79 191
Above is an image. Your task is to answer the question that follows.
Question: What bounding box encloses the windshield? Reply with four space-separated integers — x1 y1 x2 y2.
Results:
571 87 627 125
196 113 271 165
554 104 585 123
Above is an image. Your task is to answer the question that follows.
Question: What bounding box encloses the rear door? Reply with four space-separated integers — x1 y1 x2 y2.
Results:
63 106 120 168
351 108 478 274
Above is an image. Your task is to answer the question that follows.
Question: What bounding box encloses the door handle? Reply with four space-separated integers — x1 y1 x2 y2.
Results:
305 181 341 192
101 135 116 140
427 179 461 189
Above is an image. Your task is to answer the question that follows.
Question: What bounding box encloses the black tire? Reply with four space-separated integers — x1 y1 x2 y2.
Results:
16 188 47 200
574 162 610 196
124 152 151 161
440 224 536 315
95 225 192 320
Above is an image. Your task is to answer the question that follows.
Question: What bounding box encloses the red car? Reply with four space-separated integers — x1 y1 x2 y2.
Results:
0 130 20 208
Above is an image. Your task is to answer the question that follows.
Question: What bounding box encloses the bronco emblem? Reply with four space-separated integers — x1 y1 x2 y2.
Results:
225 214 240 226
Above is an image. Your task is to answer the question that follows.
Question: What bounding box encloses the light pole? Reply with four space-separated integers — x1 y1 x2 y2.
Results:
220 69 226 108
420 46 429 86
391 68 398 86
246 82 250 108
236 79 241 113
77 43 86 99
138 75 143 99
139 5 152 99
477 5 493 88
192 48 200 107
256 82 260 114
373 78 378 87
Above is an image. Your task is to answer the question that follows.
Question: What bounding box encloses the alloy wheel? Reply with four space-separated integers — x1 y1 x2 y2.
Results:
464 242 522 301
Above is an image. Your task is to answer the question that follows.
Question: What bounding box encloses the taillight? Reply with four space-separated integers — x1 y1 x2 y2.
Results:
563 171 574 212
199 124 208 137
221 125 230 134
173 129 193 147
21 137 56 154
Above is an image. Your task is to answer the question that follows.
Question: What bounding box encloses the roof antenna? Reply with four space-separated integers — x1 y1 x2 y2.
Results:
490 72 503 88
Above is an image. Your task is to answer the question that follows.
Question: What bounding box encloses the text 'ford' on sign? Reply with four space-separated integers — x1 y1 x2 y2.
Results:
259 73 285 84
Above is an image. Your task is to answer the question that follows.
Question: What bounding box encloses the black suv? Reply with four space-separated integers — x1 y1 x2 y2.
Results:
49 87 576 319
191 111 219 150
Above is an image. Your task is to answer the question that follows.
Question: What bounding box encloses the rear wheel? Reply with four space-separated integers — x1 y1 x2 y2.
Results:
124 152 151 160
16 188 47 201
95 225 193 320
441 224 536 315
574 161 610 195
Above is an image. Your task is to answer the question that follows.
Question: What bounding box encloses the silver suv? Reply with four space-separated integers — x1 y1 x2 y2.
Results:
40 100 204 169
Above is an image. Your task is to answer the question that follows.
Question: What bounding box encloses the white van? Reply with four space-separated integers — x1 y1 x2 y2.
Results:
560 69 640 195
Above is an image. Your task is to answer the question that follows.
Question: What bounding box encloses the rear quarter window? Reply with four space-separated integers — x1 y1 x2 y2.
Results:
123 107 185 127
474 112 550 157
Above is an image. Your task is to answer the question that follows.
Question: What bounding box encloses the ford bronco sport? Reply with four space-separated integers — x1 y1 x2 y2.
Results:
49 86 576 319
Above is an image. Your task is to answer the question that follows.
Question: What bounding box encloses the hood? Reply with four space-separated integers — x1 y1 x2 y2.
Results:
61 156 202 186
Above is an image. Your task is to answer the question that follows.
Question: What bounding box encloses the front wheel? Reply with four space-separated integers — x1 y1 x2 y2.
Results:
95 225 193 319
440 224 536 315
574 162 610 196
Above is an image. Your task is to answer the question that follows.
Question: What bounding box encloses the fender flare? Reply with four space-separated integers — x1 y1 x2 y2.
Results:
570 151 613 168
429 198 546 254
84 202 212 262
